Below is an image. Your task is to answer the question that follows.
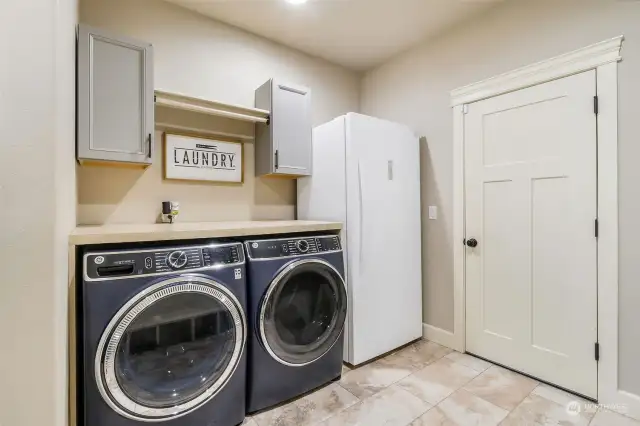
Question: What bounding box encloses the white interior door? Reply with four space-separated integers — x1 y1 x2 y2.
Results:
346 114 423 365
464 70 598 398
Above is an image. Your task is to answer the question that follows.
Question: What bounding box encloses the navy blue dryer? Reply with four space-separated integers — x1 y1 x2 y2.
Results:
78 241 247 426
243 235 347 413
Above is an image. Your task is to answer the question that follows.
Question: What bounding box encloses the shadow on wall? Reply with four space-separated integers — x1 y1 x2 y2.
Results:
253 176 296 220
76 162 146 224
419 136 454 328
76 133 296 225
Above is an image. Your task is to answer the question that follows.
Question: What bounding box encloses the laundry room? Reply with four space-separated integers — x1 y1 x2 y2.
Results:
3 1 640 426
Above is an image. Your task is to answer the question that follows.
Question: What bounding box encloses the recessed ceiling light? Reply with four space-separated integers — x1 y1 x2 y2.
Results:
286 0 308 4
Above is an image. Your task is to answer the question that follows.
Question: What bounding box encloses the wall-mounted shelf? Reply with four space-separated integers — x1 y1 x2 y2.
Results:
154 122 254 142
155 90 269 123
154 90 269 141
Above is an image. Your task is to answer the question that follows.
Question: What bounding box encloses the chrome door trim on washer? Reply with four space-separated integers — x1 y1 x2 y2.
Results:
259 258 346 367
95 275 246 422
83 242 245 282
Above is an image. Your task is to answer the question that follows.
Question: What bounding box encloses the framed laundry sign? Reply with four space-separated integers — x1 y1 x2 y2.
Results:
163 133 244 183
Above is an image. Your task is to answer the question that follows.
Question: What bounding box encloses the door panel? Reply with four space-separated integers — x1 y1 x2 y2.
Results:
531 176 573 355
346 114 422 364
78 24 154 164
481 179 523 341
260 259 347 366
92 38 144 154
464 70 598 397
272 82 312 175
96 277 245 421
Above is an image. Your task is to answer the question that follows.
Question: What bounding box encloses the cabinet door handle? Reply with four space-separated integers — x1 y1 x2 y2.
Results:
275 149 279 169
147 133 152 158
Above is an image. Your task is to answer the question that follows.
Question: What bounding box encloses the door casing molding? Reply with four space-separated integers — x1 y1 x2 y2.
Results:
450 36 637 417
450 36 623 107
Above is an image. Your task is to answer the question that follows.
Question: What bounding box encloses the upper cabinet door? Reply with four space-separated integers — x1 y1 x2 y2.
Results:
254 79 312 177
272 81 312 176
77 24 154 165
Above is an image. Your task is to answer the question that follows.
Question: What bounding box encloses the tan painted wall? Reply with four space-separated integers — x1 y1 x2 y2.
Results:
361 0 640 395
0 0 77 424
77 0 360 225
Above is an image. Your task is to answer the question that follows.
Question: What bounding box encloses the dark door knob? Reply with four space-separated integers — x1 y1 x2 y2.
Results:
466 238 478 248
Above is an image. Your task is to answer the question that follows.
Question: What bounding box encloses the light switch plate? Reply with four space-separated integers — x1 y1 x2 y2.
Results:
428 205 438 220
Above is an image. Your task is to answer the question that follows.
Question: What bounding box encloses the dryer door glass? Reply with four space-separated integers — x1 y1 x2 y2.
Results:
96 277 246 421
261 259 347 366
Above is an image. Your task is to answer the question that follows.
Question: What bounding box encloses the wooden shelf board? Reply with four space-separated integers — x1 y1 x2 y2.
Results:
155 90 269 124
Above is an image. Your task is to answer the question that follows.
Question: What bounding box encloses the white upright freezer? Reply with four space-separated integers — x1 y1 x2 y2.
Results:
298 112 423 365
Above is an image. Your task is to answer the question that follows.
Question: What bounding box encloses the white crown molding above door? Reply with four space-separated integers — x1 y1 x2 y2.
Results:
450 36 623 106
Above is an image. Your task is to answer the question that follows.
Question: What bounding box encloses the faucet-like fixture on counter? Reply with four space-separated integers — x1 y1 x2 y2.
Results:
161 201 180 224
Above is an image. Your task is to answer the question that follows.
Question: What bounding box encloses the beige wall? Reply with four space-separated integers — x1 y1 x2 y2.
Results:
0 0 77 425
361 0 640 394
78 0 360 225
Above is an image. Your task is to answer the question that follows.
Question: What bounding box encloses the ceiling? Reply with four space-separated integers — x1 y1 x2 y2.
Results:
164 0 503 71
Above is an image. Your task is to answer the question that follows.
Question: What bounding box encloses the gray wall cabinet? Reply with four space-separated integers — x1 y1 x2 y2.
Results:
255 79 312 177
77 24 154 165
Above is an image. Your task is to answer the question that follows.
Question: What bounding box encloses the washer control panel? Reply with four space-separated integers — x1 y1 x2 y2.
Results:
154 247 202 273
246 235 342 260
84 243 244 280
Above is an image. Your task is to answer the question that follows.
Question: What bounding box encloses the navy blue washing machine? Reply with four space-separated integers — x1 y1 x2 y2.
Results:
243 234 347 413
78 241 248 426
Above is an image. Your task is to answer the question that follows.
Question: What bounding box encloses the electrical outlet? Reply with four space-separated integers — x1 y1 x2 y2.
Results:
428 206 438 220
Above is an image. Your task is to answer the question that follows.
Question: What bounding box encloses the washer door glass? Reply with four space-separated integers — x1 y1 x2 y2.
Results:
96 276 245 421
260 259 347 366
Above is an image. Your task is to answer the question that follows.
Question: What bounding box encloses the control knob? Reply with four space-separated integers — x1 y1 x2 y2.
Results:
296 240 310 253
167 250 188 269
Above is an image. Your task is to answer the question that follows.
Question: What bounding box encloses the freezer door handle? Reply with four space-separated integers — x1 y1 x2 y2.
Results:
358 161 364 269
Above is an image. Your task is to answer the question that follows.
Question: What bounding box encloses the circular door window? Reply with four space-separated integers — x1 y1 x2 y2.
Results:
95 275 246 421
260 259 347 366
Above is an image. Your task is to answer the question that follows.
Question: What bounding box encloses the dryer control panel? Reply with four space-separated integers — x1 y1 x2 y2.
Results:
84 243 243 281
246 235 342 260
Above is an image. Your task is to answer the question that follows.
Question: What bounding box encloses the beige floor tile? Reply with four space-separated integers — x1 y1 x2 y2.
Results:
252 402 303 426
530 384 591 408
396 357 481 405
409 406 461 425
339 358 414 399
463 365 538 411
387 340 454 370
436 389 509 426
252 383 359 426
591 410 640 426
317 384 432 426
342 363 351 375
294 383 360 425
445 352 493 373
242 417 259 426
376 340 446 373
500 393 593 426
374 351 424 374
499 409 544 426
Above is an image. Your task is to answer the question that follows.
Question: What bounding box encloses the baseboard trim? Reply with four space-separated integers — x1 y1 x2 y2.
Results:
422 323 461 351
602 389 640 422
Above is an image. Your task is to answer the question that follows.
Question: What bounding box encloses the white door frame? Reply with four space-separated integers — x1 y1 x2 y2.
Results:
450 36 638 415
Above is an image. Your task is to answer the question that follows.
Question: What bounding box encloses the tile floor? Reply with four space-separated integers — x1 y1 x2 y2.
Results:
243 339 640 426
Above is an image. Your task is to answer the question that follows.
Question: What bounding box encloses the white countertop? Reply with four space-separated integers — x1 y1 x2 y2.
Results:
69 220 342 245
